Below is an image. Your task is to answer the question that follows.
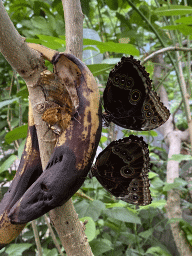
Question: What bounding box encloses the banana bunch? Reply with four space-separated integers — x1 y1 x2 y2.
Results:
0 44 102 248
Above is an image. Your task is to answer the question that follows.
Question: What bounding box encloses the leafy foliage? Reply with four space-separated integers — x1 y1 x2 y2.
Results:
0 0 192 255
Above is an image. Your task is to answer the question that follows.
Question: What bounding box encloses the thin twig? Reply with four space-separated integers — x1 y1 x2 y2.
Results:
176 51 192 149
6 72 19 150
172 100 183 130
142 47 192 65
44 215 64 256
31 220 43 256
75 190 94 201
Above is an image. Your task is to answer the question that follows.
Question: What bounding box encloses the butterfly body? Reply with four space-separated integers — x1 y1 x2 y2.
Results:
92 135 152 206
103 56 170 130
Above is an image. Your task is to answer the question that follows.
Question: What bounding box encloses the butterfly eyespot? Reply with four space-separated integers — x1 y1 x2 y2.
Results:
114 75 120 85
129 89 141 105
151 117 158 124
126 77 134 88
120 166 134 178
132 195 139 200
103 56 170 131
93 136 152 206
146 111 152 117
120 75 126 84
144 104 150 110
127 156 132 161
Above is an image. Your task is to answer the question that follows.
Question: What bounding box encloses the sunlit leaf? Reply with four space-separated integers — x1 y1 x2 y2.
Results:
169 154 192 163
0 155 17 174
104 207 141 224
5 125 28 144
79 217 96 242
0 98 19 109
154 5 192 16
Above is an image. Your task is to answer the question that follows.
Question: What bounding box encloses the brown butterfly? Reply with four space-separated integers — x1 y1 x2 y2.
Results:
103 56 170 130
91 135 152 206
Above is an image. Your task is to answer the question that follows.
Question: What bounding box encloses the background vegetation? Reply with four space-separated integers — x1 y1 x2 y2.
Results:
0 0 192 255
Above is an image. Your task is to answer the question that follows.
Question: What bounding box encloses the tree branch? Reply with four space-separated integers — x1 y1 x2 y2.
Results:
48 1 93 255
62 0 84 59
142 46 192 65
152 54 191 256
0 1 89 255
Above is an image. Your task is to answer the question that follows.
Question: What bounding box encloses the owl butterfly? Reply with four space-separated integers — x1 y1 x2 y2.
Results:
91 135 152 206
37 70 74 135
103 56 170 131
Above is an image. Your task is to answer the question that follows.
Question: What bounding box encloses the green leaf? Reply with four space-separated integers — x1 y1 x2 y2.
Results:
150 176 164 188
79 217 96 242
100 136 108 143
85 200 106 221
175 16 192 24
0 98 19 109
46 248 58 256
27 35 65 49
87 64 113 76
104 207 141 224
5 243 32 256
182 160 192 172
5 124 28 144
18 138 26 159
75 200 105 221
137 130 158 137
154 5 192 16
168 218 183 224
81 0 90 17
162 24 192 36
179 219 192 245
139 228 153 239
0 155 17 174
116 12 132 29
105 0 118 10
148 171 158 179
16 87 29 99
146 246 172 256
90 239 112 256
31 16 49 31
83 39 139 55
169 154 192 163
103 58 122 65
163 183 180 191
163 178 187 191
39 35 66 45
106 202 128 208
126 248 142 256
146 200 166 209
174 177 188 186
83 46 99 51
36 37 64 49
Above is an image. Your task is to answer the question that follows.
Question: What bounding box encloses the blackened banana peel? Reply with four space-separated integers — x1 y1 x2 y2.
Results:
0 102 42 248
0 44 101 248
8 47 102 223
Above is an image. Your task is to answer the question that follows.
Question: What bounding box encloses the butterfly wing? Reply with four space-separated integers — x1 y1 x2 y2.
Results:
103 56 170 130
92 135 152 206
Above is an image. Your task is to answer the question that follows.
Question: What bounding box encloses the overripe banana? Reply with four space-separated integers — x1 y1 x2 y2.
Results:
0 43 101 248
0 101 42 248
